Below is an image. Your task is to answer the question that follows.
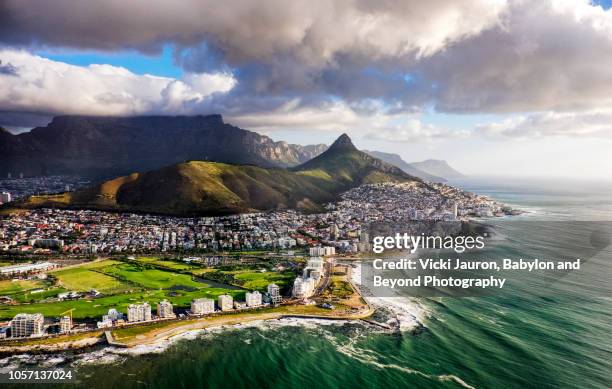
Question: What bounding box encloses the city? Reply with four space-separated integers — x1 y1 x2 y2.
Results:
0 180 516 343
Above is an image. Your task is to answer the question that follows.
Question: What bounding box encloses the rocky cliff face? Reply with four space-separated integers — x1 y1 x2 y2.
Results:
0 115 327 178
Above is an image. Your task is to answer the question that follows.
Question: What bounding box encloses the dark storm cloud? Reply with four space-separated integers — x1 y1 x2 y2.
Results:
2 0 612 139
0 60 18 76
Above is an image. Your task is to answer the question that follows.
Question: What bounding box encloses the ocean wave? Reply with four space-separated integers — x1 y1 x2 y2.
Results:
321 326 475 389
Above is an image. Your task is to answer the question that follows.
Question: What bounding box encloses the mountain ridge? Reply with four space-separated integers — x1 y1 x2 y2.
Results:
363 150 446 182
409 159 464 180
0 115 327 178
13 134 420 216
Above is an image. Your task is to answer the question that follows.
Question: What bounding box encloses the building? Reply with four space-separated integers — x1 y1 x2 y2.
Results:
309 246 336 257
245 291 262 307
292 277 316 299
156 300 175 318
191 298 215 315
309 246 325 256
30 239 64 249
267 283 282 304
277 236 296 249
0 192 11 204
10 313 44 337
97 308 123 328
127 302 152 322
234 301 248 310
218 294 233 311
59 315 71 333
330 224 340 240
0 261 57 276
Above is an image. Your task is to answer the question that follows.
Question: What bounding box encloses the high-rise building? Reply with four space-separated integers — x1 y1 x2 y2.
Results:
0 192 11 204
330 224 340 240
310 246 336 256
267 284 282 304
245 291 262 307
292 277 316 299
191 298 215 315
453 202 458 220
59 315 72 333
156 300 175 318
218 294 233 311
127 302 152 322
10 313 44 337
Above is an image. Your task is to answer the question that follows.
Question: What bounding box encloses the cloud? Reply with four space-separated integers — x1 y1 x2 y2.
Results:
364 119 470 142
476 110 612 138
0 0 505 60
2 0 612 142
0 60 18 76
413 0 612 113
0 50 235 117
0 0 505 108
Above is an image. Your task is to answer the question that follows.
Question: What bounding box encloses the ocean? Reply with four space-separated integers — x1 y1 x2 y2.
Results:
2 177 611 389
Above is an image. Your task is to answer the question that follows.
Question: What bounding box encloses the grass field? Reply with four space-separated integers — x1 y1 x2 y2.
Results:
0 279 45 295
102 263 206 290
134 257 197 271
232 270 294 291
202 267 295 292
52 264 128 294
0 259 247 320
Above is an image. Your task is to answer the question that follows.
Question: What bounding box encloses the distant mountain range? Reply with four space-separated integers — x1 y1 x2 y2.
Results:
15 134 419 215
409 159 464 180
363 151 447 182
0 115 327 178
0 114 463 183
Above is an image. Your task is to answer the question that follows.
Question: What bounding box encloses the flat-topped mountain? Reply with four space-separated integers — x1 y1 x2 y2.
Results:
0 115 327 178
14 134 420 216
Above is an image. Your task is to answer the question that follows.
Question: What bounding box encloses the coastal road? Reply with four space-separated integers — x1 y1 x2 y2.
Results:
314 258 334 296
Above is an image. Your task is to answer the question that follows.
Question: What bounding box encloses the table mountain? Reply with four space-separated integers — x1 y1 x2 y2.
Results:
13 134 420 216
0 115 327 179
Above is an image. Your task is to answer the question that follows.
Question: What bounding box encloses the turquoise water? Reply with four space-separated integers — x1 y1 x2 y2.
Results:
12 177 612 388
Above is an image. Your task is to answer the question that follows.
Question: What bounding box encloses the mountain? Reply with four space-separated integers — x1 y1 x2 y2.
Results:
292 134 421 192
409 159 464 180
13 134 419 216
363 150 446 182
0 115 327 178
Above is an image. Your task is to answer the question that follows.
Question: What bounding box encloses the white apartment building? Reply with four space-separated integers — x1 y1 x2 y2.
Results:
218 294 233 311
59 315 72 333
267 283 282 304
157 300 175 318
127 302 152 322
292 277 316 299
309 246 336 256
10 313 44 337
245 291 262 307
191 298 215 315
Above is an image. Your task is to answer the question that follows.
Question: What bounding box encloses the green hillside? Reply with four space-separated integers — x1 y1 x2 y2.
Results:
13 134 420 215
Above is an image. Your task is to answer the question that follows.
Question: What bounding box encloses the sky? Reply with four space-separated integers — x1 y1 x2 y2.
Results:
1 0 612 178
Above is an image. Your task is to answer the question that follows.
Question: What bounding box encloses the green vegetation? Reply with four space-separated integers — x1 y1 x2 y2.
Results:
0 279 45 296
0 260 246 321
133 256 197 271
52 261 128 294
15 134 417 216
102 263 205 290
203 268 294 292
325 276 354 299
